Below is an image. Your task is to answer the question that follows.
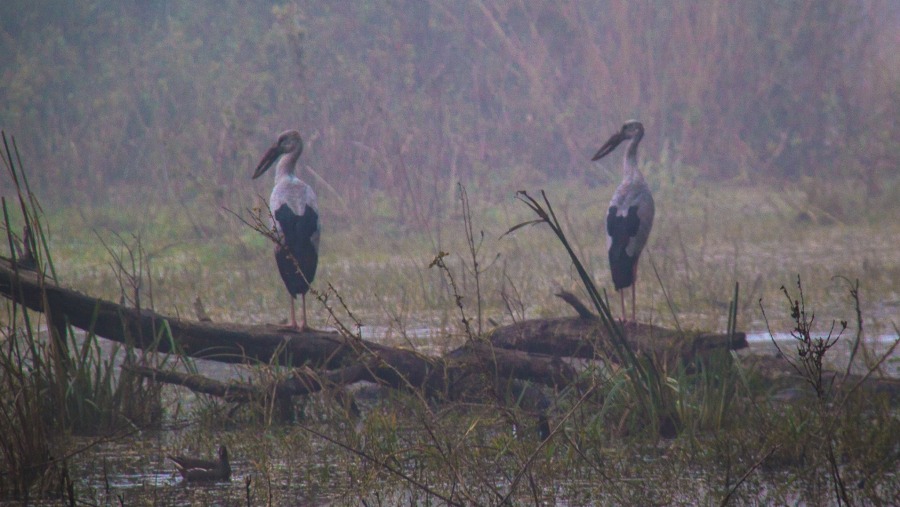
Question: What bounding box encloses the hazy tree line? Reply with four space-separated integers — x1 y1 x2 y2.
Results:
1 0 897 225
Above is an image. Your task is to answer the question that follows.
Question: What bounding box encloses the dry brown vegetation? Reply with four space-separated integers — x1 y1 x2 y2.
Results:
1 1 899 505
1 1 898 215
3 134 899 504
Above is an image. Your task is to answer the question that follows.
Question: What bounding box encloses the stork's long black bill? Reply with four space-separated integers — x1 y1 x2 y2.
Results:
591 132 625 161
252 144 282 179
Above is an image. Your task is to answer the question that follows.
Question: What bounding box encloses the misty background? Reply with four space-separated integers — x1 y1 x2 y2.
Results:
1 0 898 229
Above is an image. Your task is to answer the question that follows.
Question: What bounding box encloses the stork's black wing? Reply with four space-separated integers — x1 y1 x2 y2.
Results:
606 205 641 290
274 203 319 297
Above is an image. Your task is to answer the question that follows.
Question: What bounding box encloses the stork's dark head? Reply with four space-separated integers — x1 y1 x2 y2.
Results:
591 120 644 161
252 130 303 179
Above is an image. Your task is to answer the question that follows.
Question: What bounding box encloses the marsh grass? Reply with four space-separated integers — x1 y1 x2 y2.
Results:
758 275 900 505
176 184 894 504
2 132 899 503
28 167 900 339
1 133 167 502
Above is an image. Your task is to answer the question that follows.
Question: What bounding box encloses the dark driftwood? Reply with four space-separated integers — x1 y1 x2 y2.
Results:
126 365 266 403
0 257 576 396
489 317 747 365
4 257 894 408
4 254 896 441
129 342 576 400
489 292 749 370
0 257 390 369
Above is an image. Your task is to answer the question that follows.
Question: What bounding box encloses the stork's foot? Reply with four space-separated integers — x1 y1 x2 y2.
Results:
277 323 317 333
276 324 302 333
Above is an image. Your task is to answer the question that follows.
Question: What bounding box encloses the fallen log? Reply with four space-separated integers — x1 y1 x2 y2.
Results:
0 257 745 385
10 255 893 434
1 256 759 403
0 257 578 393
1 257 392 369
128 340 577 400
489 291 748 370
130 355 553 436
126 364 266 403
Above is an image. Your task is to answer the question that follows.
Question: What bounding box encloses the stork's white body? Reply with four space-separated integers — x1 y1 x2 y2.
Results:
592 120 654 323
607 157 654 274
252 130 320 330
269 169 320 249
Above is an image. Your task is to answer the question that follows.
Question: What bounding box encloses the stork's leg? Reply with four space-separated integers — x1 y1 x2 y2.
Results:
299 293 308 331
631 282 636 323
620 290 627 324
631 263 639 324
289 297 298 329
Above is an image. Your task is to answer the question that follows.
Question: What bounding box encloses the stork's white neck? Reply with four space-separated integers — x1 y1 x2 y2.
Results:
623 139 643 182
275 148 302 181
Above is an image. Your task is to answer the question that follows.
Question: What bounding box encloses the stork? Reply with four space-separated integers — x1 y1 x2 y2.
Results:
592 120 655 323
252 130 320 331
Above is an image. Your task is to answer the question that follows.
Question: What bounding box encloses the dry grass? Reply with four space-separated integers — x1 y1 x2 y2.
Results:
3 154 899 503
35 172 900 340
